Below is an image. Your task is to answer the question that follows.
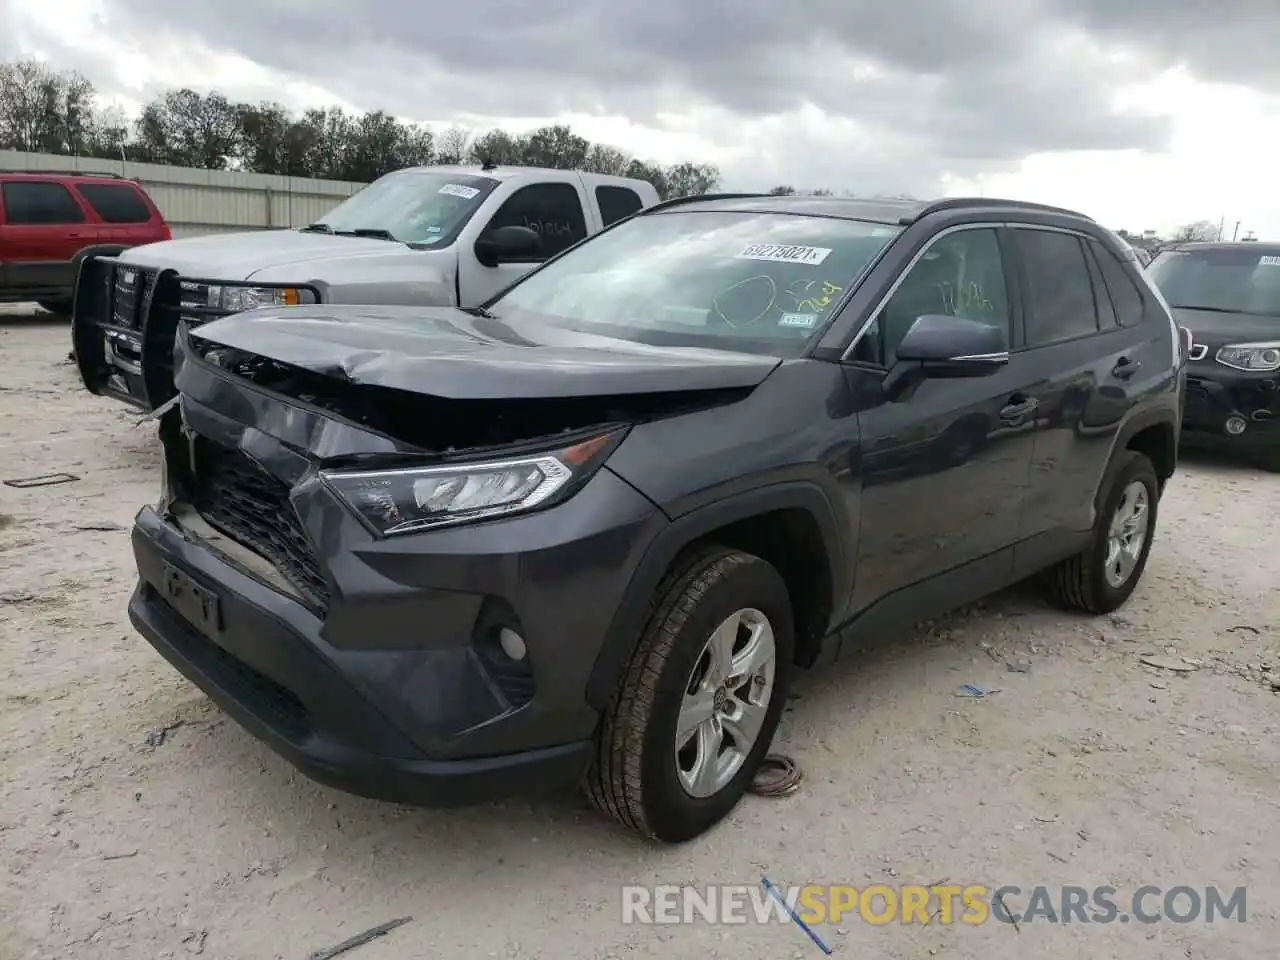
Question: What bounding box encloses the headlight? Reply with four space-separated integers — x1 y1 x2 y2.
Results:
210 285 304 311
179 280 313 319
1215 342 1280 372
321 430 624 536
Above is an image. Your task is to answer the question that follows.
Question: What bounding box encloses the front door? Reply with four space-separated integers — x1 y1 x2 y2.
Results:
847 225 1038 614
456 181 591 307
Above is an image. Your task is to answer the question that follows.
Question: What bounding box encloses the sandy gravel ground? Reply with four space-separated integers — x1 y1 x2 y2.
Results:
1 304 1278 960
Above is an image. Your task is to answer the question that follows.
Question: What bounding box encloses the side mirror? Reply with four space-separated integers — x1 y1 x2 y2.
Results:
884 314 1008 399
474 225 540 267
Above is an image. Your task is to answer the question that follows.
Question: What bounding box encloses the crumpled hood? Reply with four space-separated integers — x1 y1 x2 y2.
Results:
187 304 782 400
115 229 414 280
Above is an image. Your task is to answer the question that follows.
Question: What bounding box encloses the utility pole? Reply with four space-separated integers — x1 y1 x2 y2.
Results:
1232 220 1241 241
1218 215 1225 241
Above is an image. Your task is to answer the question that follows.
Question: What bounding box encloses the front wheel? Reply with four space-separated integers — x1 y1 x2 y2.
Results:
38 299 72 315
1044 450 1159 613
583 547 794 843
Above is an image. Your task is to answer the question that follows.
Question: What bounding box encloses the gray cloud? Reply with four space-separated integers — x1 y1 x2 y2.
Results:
19 0 1272 193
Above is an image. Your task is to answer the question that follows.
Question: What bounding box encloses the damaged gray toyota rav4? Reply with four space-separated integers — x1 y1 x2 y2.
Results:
129 194 1184 843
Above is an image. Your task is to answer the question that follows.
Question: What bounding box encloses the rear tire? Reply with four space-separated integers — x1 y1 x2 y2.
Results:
583 546 794 843
1044 450 1159 614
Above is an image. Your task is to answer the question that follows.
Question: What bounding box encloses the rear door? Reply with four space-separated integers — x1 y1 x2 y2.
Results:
596 184 645 227
457 179 591 306
1008 227 1153 563
0 179 99 295
848 225 1038 611
73 180 158 248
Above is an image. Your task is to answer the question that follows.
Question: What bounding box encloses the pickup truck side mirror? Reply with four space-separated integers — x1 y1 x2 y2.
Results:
474 225 541 267
883 314 1009 400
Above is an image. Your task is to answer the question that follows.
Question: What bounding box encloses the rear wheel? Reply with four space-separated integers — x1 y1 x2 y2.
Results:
583 547 794 843
1045 450 1159 614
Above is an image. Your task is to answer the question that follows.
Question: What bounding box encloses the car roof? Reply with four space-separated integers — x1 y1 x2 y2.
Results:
393 164 647 188
641 193 1095 227
1169 241 1280 255
0 170 137 183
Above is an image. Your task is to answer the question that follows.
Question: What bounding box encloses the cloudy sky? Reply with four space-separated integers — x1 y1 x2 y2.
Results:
6 0 1280 238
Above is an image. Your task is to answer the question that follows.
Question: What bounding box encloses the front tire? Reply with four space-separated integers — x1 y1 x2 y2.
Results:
1045 450 1159 614
583 547 794 843
38 299 72 316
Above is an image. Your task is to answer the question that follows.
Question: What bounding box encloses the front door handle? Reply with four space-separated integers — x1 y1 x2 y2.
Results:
1112 356 1142 379
999 396 1039 423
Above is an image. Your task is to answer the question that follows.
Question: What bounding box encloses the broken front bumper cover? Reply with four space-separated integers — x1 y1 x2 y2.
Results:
127 506 596 806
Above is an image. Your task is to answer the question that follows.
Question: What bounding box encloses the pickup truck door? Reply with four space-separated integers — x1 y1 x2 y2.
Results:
456 177 594 307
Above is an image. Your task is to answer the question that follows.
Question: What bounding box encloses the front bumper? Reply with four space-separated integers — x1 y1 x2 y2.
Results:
128 449 663 805
1181 368 1280 452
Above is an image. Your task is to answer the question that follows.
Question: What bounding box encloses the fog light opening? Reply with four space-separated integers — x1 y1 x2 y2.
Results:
1225 416 1248 435
498 627 528 662
1252 409 1273 421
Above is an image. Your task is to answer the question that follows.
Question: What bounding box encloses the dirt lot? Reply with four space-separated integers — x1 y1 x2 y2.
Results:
1 305 1278 960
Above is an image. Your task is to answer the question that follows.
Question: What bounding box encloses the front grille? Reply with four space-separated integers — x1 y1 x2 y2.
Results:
110 266 158 330
188 438 331 615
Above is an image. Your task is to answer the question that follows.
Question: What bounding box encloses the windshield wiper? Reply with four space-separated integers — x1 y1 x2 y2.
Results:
335 228 400 242
299 223 333 234
461 305 496 319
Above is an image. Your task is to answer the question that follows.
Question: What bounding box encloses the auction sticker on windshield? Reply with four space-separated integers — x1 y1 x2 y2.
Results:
778 313 819 328
736 244 832 266
439 183 481 200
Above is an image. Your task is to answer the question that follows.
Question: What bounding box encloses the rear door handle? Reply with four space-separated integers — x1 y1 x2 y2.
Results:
1112 356 1142 379
999 396 1039 422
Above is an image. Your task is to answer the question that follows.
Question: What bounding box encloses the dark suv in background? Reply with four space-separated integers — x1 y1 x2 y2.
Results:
0 170 169 313
1146 241 1280 469
125 194 1183 843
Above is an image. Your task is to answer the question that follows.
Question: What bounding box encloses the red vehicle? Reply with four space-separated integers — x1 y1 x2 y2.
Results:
0 170 170 313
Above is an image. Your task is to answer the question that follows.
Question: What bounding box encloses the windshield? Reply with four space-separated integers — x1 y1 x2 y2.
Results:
315 171 499 245
1147 247 1280 317
487 210 902 356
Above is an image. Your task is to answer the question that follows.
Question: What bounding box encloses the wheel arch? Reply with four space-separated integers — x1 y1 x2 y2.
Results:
585 482 851 711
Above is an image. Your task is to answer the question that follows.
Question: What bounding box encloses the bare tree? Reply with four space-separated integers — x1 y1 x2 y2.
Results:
434 125 472 165
1169 220 1219 243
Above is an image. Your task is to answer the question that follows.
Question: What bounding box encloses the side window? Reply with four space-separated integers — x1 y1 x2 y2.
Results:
483 183 588 260
1089 240 1146 327
1016 229 1099 347
1083 244 1117 330
596 185 644 227
75 183 153 223
1 181 87 225
857 228 1011 367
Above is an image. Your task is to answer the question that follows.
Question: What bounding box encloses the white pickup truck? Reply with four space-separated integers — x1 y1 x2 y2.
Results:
71 164 661 411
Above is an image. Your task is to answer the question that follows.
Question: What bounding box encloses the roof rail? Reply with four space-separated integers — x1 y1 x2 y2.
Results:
640 192 771 214
4 168 127 180
906 196 1094 224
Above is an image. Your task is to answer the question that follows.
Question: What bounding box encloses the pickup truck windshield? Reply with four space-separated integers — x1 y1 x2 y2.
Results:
1148 247 1280 317
314 171 499 245
487 210 901 357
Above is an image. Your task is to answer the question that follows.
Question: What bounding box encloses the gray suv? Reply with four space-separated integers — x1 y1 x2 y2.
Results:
124 194 1184 843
